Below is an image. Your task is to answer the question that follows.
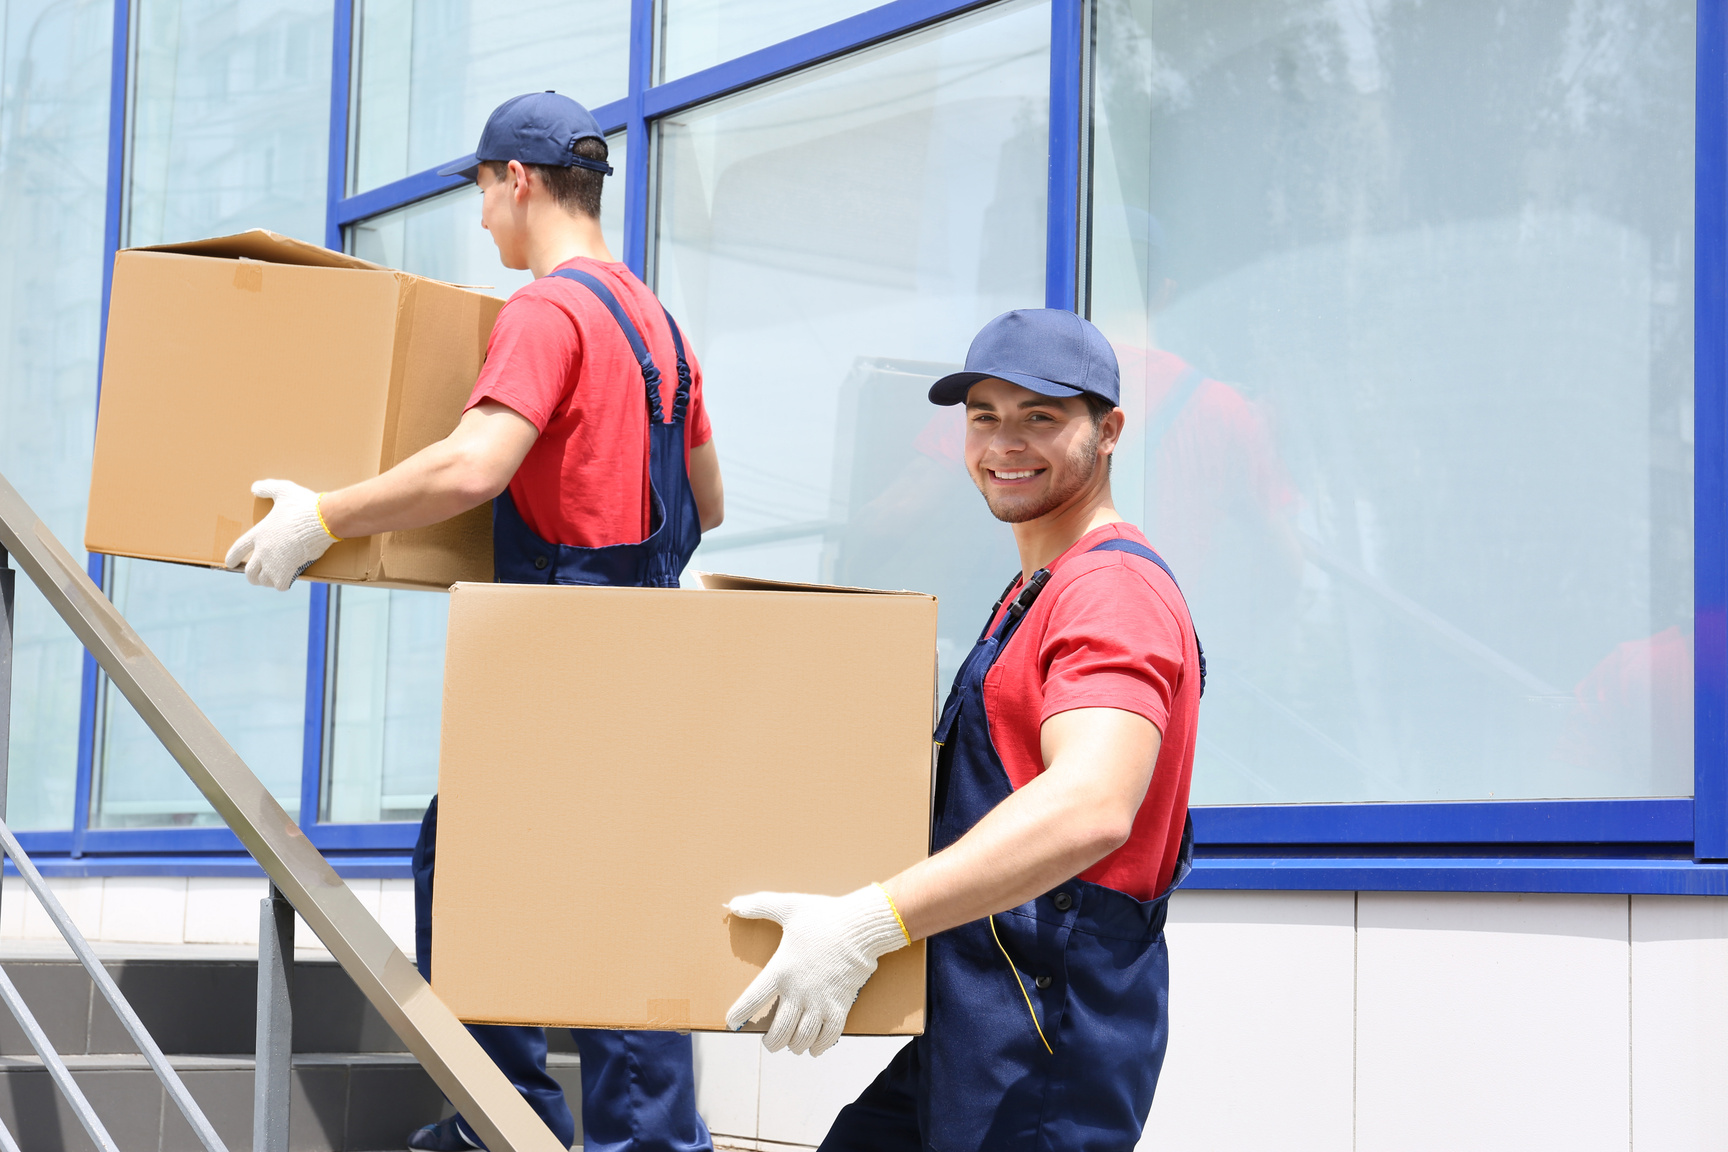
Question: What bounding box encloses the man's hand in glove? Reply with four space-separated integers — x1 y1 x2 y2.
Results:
224 479 341 591
724 885 910 1057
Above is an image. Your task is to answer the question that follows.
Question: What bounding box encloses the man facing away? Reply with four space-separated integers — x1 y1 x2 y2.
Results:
724 309 1199 1151
224 92 721 1152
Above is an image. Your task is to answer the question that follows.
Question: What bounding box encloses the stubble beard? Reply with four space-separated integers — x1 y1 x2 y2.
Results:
975 426 1102 524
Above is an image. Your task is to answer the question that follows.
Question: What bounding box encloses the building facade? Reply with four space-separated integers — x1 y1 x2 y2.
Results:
0 0 1718 1147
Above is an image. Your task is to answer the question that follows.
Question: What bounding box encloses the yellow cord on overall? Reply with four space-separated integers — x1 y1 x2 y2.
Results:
989 915 1053 1055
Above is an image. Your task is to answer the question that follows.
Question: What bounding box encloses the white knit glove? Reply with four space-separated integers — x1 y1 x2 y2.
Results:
724 885 909 1057
223 479 339 591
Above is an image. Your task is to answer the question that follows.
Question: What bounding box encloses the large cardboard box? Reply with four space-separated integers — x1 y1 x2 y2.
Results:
432 574 936 1035
86 230 500 590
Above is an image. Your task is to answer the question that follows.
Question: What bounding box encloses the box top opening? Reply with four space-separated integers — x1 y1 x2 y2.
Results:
131 229 386 272
697 572 933 598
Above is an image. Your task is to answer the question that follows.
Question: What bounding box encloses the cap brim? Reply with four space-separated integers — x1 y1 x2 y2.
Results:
436 153 481 180
928 369 1086 406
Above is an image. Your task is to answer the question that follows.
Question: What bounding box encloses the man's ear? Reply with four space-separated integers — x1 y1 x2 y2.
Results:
507 159 530 203
1098 406 1128 455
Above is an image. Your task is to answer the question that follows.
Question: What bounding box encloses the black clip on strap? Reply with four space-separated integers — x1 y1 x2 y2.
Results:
1005 568 1052 622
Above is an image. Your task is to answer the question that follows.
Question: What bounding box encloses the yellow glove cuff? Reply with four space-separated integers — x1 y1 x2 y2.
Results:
873 882 912 949
314 493 343 543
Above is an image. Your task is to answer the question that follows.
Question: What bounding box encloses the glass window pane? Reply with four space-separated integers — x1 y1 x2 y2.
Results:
322 586 445 823
327 135 626 825
659 0 882 82
0 0 113 830
1091 0 1695 803
657 0 1049 692
97 565 309 826
351 0 628 194
96 0 335 827
129 0 331 246
348 133 626 291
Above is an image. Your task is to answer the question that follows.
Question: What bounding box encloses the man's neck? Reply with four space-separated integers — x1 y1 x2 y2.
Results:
1010 481 1123 580
527 212 615 278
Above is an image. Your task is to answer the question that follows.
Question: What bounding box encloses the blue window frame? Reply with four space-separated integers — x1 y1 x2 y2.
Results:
30 0 1728 890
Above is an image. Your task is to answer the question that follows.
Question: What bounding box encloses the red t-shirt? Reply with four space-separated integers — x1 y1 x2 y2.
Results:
465 257 713 547
982 522 1199 899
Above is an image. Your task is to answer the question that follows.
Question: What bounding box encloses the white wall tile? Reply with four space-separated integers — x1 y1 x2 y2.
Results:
1142 890 1356 1151
0 876 27 939
293 878 381 955
756 1035 905 1147
22 877 104 941
98 877 188 944
345 878 383 919
1356 892 1629 1152
183 878 268 945
1631 895 1728 1152
378 878 416 958
694 1031 761 1140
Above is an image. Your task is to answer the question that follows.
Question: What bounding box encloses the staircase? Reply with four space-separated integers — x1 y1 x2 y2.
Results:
0 953 581 1152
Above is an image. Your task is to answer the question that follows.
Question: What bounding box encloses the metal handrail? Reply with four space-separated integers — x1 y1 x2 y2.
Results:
0 471 562 1152
0 962 119 1152
0 815 227 1152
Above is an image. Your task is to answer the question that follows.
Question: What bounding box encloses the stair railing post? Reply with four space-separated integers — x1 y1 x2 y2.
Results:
254 883 294 1152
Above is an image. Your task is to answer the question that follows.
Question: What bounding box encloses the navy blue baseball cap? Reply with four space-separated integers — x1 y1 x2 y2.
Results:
928 309 1120 407
436 91 613 181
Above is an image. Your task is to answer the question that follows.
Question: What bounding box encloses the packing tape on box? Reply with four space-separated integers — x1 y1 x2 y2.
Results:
645 999 690 1030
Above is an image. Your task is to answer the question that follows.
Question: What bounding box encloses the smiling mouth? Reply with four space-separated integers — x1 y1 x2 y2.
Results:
988 468 1043 482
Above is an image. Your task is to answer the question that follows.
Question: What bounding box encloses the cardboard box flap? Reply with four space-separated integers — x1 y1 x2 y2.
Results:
135 229 387 272
697 571 934 598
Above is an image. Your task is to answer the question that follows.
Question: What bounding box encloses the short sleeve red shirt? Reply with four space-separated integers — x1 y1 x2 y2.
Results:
465 257 713 548
982 522 1200 899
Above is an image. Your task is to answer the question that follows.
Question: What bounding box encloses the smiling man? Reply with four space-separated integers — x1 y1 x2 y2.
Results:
724 309 1201 1151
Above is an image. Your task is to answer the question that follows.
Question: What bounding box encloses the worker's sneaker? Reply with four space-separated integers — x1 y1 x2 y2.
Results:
407 1118 482 1152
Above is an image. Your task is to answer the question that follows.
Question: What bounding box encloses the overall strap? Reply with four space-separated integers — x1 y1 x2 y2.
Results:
1089 538 1207 696
1089 538 1182 588
978 567 1052 647
550 267 688 425
661 307 693 424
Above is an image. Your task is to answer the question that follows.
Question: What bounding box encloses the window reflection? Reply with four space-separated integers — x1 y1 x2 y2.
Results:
323 586 445 823
1092 0 1695 803
94 0 334 827
659 0 881 83
0 0 113 829
658 0 1050 690
351 0 627 193
129 0 330 246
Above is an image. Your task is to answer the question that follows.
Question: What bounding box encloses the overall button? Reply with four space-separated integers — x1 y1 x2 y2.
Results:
533 556 550 570
1052 891 1073 911
1034 975 1053 990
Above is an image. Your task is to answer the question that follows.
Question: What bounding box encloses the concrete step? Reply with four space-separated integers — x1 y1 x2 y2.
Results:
0 1051 580 1152
0 958 581 1057
0 957 584 1151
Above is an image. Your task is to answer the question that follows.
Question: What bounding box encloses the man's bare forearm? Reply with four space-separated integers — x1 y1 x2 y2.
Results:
321 401 539 539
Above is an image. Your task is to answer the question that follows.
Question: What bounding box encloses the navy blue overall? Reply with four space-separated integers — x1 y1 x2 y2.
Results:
821 539 1196 1152
413 267 710 1152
